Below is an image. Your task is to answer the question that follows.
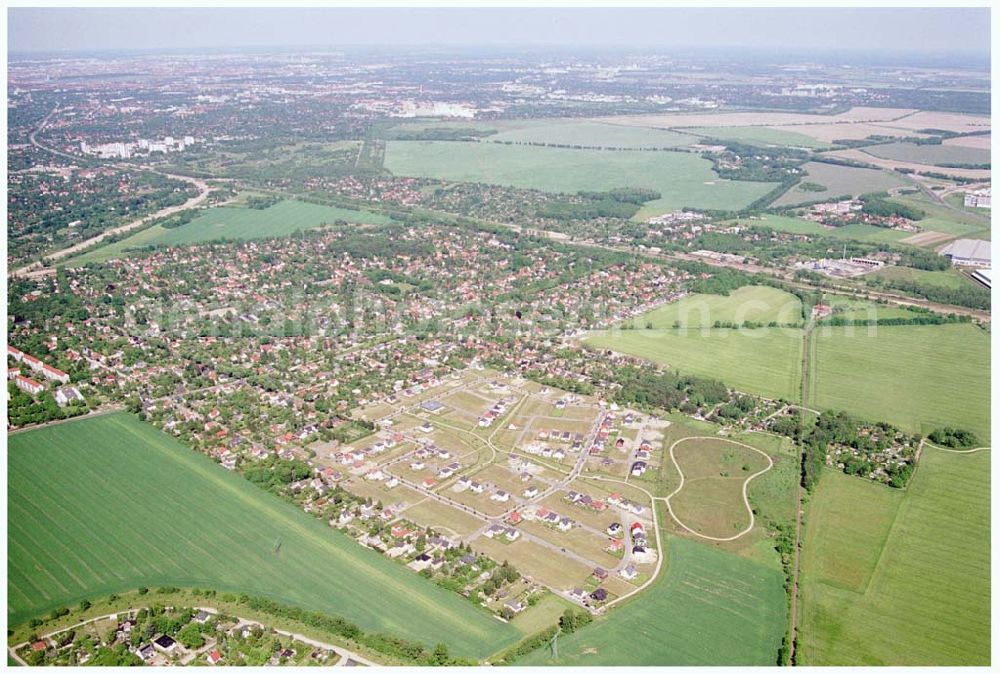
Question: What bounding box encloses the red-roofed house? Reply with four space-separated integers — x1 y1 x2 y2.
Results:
15 375 44 395
41 364 70 384
22 354 43 372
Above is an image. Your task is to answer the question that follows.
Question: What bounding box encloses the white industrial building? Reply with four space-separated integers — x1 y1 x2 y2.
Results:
971 268 992 289
964 188 991 209
941 238 992 267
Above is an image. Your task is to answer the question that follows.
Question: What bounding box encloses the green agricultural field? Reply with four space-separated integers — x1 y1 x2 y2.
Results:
384 140 777 216
585 326 803 401
638 286 804 328
773 162 908 207
385 118 697 148
7 413 519 659
65 200 391 266
809 323 990 439
871 265 979 290
686 126 831 149
490 120 696 148
888 192 991 240
799 449 990 665
747 215 909 243
516 536 786 666
863 142 990 167
819 294 928 321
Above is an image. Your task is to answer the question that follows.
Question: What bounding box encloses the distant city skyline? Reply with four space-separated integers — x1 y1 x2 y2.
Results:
7 7 991 59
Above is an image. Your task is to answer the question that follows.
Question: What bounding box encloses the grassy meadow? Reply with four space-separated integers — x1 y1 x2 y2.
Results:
65 200 391 266
7 413 519 658
871 265 979 290
819 294 928 321
668 437 772 538
384 140 777 216
863 141 990 167
809 323 990 439
585 326 804 401
747 214 911 243
386 118 697 148
798 449 990 665
686 125 831 149
516 535 787 666
489 120 696 148
639 286 804 328
773 162 908 207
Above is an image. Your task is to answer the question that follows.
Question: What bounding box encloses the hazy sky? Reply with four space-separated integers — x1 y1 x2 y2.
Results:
7 7 991 57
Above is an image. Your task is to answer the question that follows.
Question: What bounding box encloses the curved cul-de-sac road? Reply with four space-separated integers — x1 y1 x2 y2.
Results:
663 436 774 542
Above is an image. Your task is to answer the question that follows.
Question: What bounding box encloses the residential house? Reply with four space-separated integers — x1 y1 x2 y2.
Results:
14 375 44 395
590 588 609 603
152 635 180 655
484 524 506 539
54 387 85 407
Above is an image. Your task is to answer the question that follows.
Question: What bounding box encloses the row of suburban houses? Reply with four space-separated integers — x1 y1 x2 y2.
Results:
8 345 71 384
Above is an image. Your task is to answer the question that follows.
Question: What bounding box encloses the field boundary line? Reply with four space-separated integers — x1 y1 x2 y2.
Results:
663 436 773 542
922 440 991 454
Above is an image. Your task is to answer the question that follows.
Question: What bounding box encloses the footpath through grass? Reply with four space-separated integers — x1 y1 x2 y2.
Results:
7 413 519 659
798 449 990 665
516 535 787 666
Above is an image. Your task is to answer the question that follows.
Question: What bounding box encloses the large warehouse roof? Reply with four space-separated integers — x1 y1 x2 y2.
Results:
942 238 991 265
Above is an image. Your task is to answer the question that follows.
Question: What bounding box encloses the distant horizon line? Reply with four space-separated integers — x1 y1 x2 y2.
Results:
8 43 991 64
